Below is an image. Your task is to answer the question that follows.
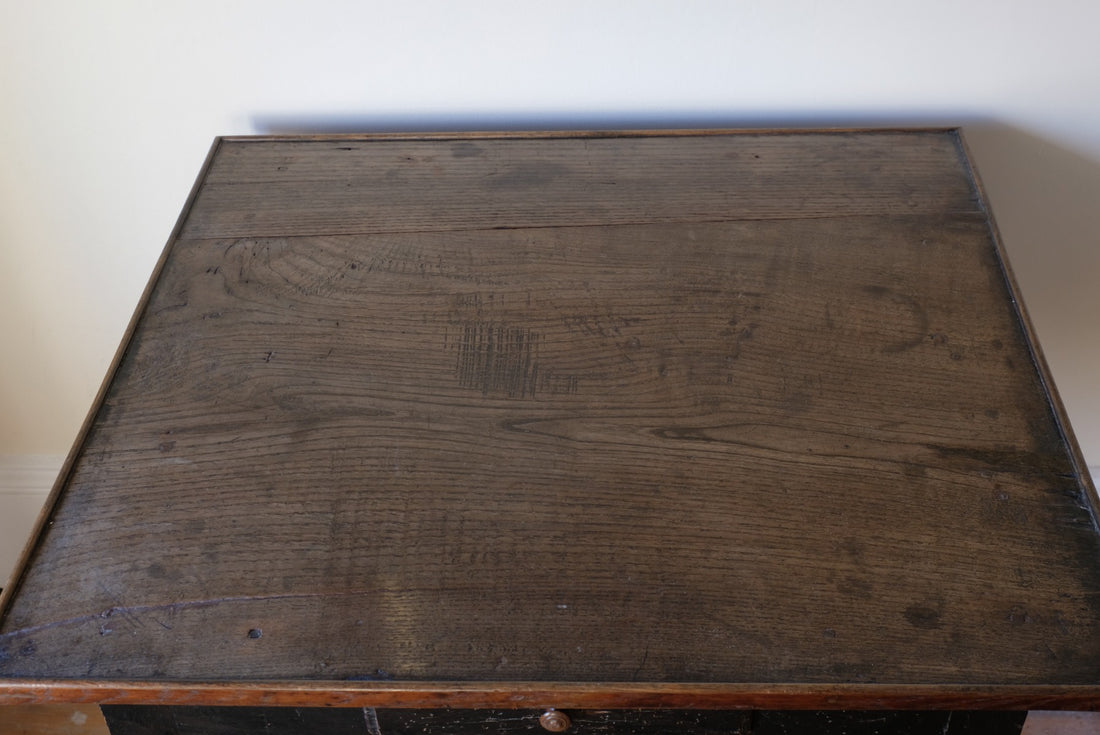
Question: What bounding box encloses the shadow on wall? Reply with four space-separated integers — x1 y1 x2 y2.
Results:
250 113 1100 467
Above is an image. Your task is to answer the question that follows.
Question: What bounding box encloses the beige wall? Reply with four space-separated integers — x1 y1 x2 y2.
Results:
2 1 1099 552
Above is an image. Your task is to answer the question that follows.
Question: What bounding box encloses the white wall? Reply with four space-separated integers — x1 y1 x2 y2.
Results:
2 1 1100 577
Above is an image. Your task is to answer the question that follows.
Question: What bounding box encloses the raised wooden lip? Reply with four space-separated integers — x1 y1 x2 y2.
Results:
220 127 961 144
0 680 1099 710
0 138 225 627
956 129 1100 525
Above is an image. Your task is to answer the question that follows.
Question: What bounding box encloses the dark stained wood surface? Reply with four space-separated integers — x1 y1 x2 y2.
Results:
0 130 1098 709
179 132 981 239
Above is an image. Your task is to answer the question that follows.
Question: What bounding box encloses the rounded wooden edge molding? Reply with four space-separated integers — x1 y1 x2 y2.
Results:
2 681 1100 710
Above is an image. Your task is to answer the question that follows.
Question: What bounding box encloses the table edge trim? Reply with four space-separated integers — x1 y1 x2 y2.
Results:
1 680 1099 710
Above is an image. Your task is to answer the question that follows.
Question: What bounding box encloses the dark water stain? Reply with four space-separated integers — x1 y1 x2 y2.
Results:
451 142 484 158
485 162 570 189
904 604 943 630
862 285 930 354
837 577 873 600
926 443 1073 477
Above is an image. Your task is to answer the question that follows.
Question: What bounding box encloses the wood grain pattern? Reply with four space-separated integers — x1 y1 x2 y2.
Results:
180 132 981 239
0 131 1097 710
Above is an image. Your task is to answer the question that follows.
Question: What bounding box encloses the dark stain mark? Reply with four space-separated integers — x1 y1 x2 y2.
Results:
652 425 746 447
926 443 1072 477
783 391 813 415
863 285 930 354
346 670 394 682
451 142 484 158
722 323 759 361
838 577 873 599
153 299 189 317
1006 606 1032 626
247 628 263 639
904 604 943 630
823 628 837 639
985 408 1000 419
654 425 769 450
902 463 928 479
485 162 570 189
840 538 865 561
263 351 275 363
455 322 541 398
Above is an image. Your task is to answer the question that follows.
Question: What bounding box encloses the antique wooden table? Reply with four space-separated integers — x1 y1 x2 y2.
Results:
1 130 1097 734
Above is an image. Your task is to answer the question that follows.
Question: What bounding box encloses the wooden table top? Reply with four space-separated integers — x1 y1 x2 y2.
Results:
1 130 1097 711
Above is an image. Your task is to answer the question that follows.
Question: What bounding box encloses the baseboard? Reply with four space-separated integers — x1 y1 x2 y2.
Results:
0 455 64 588
0 454 65 494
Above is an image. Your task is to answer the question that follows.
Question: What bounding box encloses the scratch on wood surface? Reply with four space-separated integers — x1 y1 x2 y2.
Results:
454 321 540 398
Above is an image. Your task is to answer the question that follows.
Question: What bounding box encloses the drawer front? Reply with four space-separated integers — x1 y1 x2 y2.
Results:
100 706 1025 735
374 709 752 735
372 709 1025 735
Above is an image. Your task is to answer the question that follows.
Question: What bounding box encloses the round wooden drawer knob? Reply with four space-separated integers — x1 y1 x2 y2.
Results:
539 709 572 732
